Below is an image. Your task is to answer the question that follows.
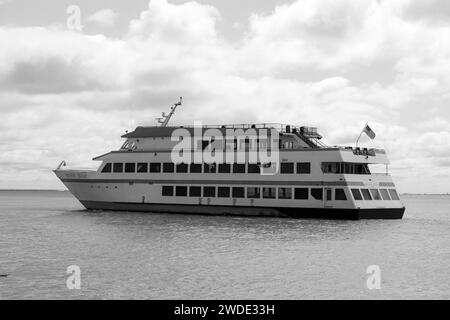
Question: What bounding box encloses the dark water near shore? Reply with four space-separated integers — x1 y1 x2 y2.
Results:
0 190 449 299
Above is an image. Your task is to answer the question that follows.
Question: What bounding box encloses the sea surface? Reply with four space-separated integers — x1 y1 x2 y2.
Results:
0 190 449 300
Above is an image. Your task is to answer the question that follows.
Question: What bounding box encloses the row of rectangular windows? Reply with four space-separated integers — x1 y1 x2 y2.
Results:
101 162 311 174
322 162 371 175
102 162 377 176
351 188 400 201
162 186 334 200
161 186 400 201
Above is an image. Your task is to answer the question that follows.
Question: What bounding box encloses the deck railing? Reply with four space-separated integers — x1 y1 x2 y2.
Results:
181 123 295 132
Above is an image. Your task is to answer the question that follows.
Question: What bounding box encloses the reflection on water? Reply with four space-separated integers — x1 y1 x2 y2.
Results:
0 191 449 299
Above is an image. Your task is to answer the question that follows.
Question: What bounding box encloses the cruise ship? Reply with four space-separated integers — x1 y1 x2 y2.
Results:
54 98 405 219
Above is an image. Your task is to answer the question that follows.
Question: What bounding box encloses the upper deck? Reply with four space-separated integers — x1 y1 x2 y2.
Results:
91 123 389 165
121 123 325 150
123 123 322 139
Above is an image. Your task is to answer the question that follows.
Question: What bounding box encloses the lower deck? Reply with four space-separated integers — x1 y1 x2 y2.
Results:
55 157 405 219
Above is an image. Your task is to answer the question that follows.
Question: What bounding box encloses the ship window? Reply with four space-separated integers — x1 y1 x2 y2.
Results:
380 189 391 200
113 163 123 173
294 188 309 200
263 187 276 199
176 163 188 173
280 162 294 174
335 189 348 200
389 189 400 200
101 163 112 173
122 141 136 150
297 162 311 174
232 187 245 198
233 163 245 173
370 189 382 200
322 162 338 174
361 189 372 200
150 162 161 173
203 186 216 197
278 188 292 199
218 163 231 173
190 163 202 173
162 186 173 196
218 187 230 198
125 163 135 173
344 163 354 174
248 163 260 174
163 163 174 173
247 187 261 199
189 186 201 197
355 164 370 175
176 186 187 197
204 163 217 173
311 188 323 200
351 189 363 201
353 164 362 174
137 163 148 173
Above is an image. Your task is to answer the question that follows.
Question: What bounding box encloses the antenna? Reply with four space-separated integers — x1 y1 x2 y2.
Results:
156 97 182 127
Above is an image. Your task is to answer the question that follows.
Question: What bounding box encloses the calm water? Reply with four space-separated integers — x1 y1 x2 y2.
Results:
0 191 449 300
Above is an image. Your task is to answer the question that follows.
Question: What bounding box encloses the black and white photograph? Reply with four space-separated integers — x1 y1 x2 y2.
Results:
0 0 449 307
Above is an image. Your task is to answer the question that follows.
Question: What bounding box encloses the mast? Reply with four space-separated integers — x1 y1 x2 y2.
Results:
156 97 182 127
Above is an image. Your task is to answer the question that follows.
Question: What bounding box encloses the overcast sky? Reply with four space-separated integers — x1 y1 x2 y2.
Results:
0 0 449 193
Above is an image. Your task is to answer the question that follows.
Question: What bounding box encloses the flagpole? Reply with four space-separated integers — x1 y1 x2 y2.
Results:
356 122 368 148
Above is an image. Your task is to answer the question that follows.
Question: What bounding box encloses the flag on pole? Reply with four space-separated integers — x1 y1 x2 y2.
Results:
363 124 376 140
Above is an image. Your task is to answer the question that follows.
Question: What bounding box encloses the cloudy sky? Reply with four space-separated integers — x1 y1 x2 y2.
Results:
0 0 449 193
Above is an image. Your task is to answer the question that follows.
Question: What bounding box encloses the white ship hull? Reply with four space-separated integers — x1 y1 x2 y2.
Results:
54 147 405 220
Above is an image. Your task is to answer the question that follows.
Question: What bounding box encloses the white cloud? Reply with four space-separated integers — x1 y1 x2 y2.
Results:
87 8 118 26
128 0 219 43
0 0 449 192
